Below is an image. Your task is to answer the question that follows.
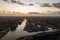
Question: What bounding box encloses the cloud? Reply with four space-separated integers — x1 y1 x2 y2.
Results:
28 4 34 6
40 3 52 7
11 0 17 3
11 0 24 5
3 0 10 3
36 2 60 10
3 0 35 6
3 0 24 5
11 0 22 5
46 11 60 16
52 3 60 8
36 3 52 7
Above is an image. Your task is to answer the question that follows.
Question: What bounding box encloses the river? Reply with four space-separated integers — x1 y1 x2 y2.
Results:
1 19 42 40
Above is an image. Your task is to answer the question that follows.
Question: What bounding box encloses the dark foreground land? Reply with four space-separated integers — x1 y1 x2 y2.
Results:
17 30 60 40
0 16 60 40
17 16 60 40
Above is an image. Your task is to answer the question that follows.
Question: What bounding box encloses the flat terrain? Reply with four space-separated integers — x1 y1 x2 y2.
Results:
0 16 60 40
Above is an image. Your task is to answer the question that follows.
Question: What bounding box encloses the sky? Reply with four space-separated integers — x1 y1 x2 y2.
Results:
21 0 60 3
0 0 60 14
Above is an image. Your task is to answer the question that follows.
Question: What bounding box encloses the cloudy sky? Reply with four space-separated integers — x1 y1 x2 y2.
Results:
0 0 60 14
20 0 60 3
